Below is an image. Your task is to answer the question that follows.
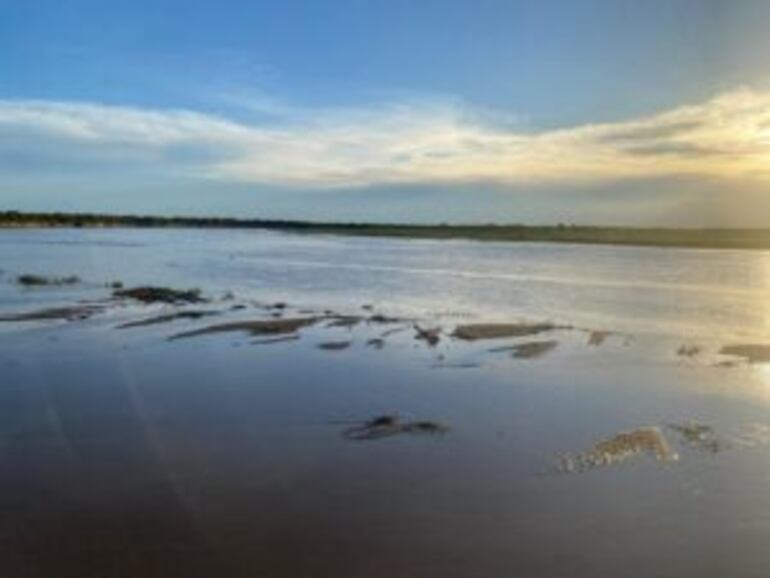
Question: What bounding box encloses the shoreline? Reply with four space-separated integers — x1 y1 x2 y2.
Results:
2 210 770 250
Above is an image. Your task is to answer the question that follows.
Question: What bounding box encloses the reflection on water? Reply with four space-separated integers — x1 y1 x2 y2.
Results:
0 228 769 578
3 227 770 340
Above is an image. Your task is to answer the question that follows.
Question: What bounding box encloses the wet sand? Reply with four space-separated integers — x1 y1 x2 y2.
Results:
720 344 770 364
452 322 560 340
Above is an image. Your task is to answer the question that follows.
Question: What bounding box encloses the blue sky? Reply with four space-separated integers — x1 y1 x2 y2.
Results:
2 0 770 225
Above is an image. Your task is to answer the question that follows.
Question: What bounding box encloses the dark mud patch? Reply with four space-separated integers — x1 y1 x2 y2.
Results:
0 304 104 322
169 317 320 340
677 344 701 358
113 286 205 305
343 415 449 440
251 334 300 346
512 340 558 359
431 362 481 370
587 330 613 347
317 340 352 351
713 360 741 369
414 325 441 346
667 422 725 453
325 316 362 329
366 338 385 349
380 326 409 338
555 426 678 474
368 313 405 324
490 340 558 359
16 274 81 286
117 310 221 329
452 322 558 341
667 422 769 452
719 344 770 364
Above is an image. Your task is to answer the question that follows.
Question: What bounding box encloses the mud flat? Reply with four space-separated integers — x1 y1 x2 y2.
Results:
677 344 701 358
343 415 449 440
557 426 678 473
452 322 559 341
113 286 205 304
510 340 558 359
117 310 221 329
414 325 441 346
0 304 104 322
587 330 612 346
720 344 770 363
16 274 81 286
668 422 724 453
251 335 301 346
169 317 321 340
325 316 362 329
487 340 559 359
317 340 352 351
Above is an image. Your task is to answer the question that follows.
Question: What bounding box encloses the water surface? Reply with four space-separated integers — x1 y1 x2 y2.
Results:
0 228 769 578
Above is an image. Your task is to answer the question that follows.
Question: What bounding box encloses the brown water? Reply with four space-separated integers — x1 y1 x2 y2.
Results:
0 228 769 578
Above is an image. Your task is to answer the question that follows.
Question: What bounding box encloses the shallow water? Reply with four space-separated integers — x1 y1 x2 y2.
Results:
3 227 770 340
0 228 769 578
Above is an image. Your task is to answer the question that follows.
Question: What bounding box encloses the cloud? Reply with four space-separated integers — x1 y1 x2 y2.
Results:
1 87 769 189
619 142 723 158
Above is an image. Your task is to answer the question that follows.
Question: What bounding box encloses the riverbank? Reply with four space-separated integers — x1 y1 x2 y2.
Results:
3 210 770 250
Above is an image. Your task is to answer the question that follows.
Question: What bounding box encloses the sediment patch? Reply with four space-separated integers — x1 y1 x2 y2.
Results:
677 345 701 358
719 344 770 364
556 426 678 473
16 274 81 286
343 415 449 440
117 310 220 329
169 317 320 340
431 362 481 369
489 340 558 359
368 314 405 324
510 340 558 359
452 322 558 341
113 286 206 305
414 325 441 346
588 330 612 346
251 335 300 346
326 316 362 329
668 422 724 453
317 340 352 351
0 305 103 322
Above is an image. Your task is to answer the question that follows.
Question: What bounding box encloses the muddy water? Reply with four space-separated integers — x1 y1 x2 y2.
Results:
0 228 769 578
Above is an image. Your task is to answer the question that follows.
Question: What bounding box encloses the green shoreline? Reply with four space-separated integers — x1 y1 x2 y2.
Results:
2 210 770 250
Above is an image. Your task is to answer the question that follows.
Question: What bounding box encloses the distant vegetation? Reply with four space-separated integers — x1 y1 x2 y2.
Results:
16 274 81 286
2 210 770 250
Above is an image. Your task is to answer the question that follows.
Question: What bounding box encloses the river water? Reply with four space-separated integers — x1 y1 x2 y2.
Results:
0 228 768 578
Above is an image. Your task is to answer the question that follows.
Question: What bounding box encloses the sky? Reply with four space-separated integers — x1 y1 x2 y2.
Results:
2 0 770 226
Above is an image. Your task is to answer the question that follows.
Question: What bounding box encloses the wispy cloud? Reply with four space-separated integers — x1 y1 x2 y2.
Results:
1 88 769 189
